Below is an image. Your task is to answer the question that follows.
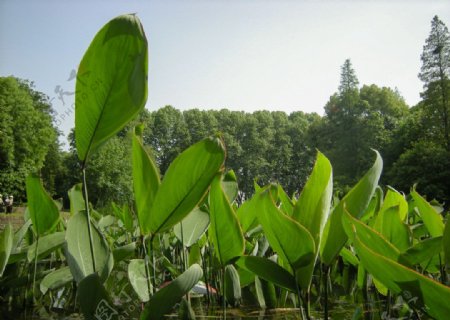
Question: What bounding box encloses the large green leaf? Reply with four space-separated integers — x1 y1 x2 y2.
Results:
225 264 241 307
353 234 450 319
174 207 210 248
141 264 203 320
40 266 73 295
128 259 150 302
132 128 160 234
68 183 85 216
374 205 411 252
399 237 443 266
236 256 296 292
0 224 13 277
148 137 225 235
27 232 65 262
320 150 382 265
209 174 244 266
75 14 148 163
77 273 118 320
236 191 260 234
342 209 400 261
113 242 136 262
222 169 239 204
65 212 113 283
26 174 60 236
411 190 444 237
257 186 315 271
292 151 332 289
111 202 134 232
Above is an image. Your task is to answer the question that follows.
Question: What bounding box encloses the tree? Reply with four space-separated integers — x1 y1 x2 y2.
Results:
0 77 58 201
339 58 359 95
419 15 450 150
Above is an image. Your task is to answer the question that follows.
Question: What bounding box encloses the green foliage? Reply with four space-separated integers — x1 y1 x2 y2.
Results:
26 174 60 236
141 264 203 320
174 208 209 248
75 14 148 163
0 77 58 200
65 212 114 283
0 224 13 277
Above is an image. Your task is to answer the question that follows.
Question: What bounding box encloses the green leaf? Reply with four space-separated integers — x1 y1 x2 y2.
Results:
378 188 408 221
148 137 225 235
65 212 114 283
111 202 134 232
40 266 73 295
77 273 118 320
411 190 444 237
75 14 148 162
399 237 443 266
342 209 400 262
292 151 332 289
132 129 160 234
353 234 450 319
225 264 241 307
0 224 13 277
141 264 203 320
340 247 359 267
374 205 411 252
113 242 136 262
320 150 382 265
128 259 150 302
236 256 296 292
174 207 210 248
209 174 245 266
12 219 32 252
222 170 239 204
68 183 85 216
26 174 60 236
277 184 294 216
236 191 260 234
257 186 315 271
27 232 65 262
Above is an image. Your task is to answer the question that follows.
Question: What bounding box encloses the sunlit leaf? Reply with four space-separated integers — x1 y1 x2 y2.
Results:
320 150 382 265
174 207 210 248
65 212 114 283
75 14 148 163
222 170 239 204
148 137 225 235
26 174 60 236
27 232 65 262
68 183 85 216
132 127 160 234
374 205 411 252
209 174 244 266
128 259 150 302
399 237 443 266
411 190 444 237
0 224 13 277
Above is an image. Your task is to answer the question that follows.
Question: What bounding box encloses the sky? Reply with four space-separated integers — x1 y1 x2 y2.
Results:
1 0 450 147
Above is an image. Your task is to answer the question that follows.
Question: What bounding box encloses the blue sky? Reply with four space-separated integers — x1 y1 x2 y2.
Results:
1 0 449 147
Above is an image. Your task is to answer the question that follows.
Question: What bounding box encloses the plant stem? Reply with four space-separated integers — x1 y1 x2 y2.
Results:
293 270 306 320
82 167 96 273
324 264 330 320
142 235 153 298
32 235 39 303
222 267 226 320
150 235 157 291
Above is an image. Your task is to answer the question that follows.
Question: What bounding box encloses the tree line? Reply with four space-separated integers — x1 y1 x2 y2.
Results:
1 15 449 209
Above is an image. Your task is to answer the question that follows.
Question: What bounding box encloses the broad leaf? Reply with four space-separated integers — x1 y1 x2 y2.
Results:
128 259 150 302
222 170 239 204
320 150 382 265
236 256 297 292
353 235 450 319
277 184 294 216
77 273 117 320
76 14 148 162
27 232 65 262
113 242 136 262
0 224 13 277
225 264 241 307
209 174 244 266
141 264 203 320
236 191 260 234
68 183 85 216
40 266 73 295
374 205 411 252
26 174 60 236
411 190 444 237
148 137 225 235
292 151 332 289
400 237 443 266
132 128 160 234
174 207 210 248
65 212 114 283
342 209 400 262
257 186 315 271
